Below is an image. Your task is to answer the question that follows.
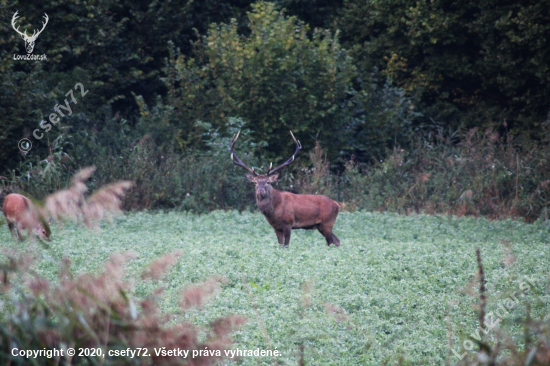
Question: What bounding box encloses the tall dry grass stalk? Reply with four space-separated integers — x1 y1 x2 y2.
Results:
453 250 550 365
43 166 93 222
0 251 246 365
42 166 133 228
476 248 487 340
83 180 134 227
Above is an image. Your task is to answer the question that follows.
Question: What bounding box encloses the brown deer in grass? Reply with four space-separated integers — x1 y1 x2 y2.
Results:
229 131 340 247
3 193 50 241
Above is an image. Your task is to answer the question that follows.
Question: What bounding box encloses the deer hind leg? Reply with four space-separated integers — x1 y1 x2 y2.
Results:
318 223 340 247
282 225 292 247
330 233 341 247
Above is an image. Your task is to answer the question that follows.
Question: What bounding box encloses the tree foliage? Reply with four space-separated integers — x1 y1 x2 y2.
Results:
337 0 550 131
0 0 254 170
1 0 550 197
169 2 356 161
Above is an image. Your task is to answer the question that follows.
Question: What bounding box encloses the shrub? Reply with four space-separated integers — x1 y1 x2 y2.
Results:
3 121 549 222
169 1 356 161
1 113 261 212
0 251 245 365
334 128 550 221
286 128 550 222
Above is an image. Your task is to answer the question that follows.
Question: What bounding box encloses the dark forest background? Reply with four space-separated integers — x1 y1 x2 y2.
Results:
1 0 549 220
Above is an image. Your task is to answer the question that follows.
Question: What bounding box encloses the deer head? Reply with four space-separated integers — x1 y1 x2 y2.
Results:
229 131 302 199
12 11 49 54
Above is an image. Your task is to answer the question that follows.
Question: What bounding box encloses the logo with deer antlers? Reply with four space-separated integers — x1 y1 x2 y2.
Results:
11 11 49 54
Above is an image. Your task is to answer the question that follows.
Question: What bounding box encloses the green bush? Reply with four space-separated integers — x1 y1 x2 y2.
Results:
169 1 356 161
78 114 263 212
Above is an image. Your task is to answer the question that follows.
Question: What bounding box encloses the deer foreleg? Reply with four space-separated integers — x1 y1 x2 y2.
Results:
16 224 24 241
275 229 284 245
8 222 17 239
283 226 292 247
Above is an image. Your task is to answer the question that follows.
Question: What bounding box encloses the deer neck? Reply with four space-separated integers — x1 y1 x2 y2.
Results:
256 187 280 217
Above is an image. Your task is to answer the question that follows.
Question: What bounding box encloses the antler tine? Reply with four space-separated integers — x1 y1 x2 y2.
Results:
11 11 48 39
38 13 48 34
11 11 28 37
289 130 302 149
228 131 259 176
31 13 48 39
267 130 302 176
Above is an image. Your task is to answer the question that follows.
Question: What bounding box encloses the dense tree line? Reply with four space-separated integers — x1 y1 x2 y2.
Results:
1 0 549 176
337 0 550 133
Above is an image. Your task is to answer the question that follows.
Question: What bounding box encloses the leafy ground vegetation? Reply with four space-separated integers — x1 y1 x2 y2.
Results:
1 210 548 365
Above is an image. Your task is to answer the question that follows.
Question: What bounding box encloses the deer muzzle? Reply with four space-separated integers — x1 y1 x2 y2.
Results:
25 41 35 53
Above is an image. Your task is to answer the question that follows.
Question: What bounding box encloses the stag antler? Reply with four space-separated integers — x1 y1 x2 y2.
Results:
267 131 302 176
11 11 48 41
31 13 49 40
228 131 259 176
11 11 28 38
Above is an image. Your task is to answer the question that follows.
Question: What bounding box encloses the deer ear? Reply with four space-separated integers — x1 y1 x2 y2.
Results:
268 174 279 182
246 174 257 182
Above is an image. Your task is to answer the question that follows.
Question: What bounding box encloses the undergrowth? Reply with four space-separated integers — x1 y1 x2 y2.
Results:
2 127 549 222
0 250 245 365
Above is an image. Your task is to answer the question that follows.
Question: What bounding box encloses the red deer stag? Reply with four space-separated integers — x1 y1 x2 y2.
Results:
229 131 340 247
